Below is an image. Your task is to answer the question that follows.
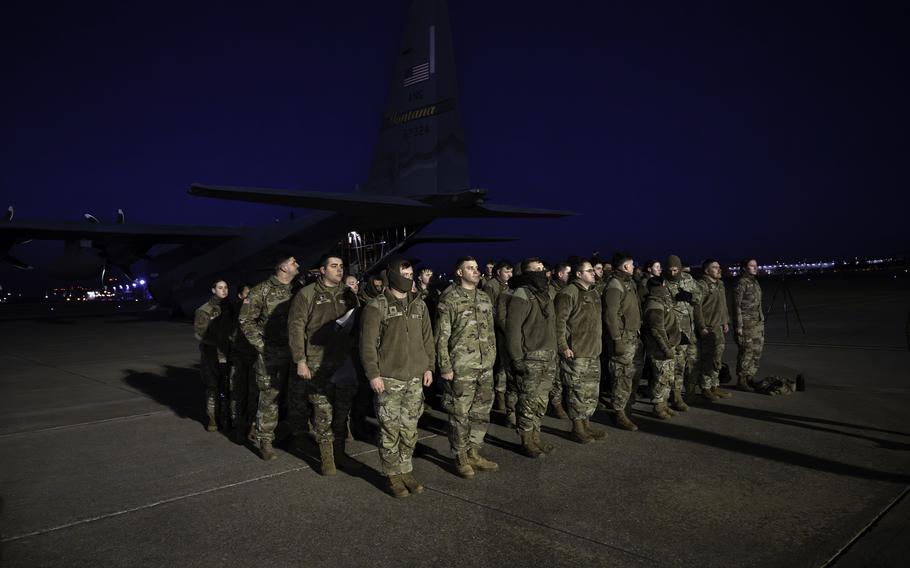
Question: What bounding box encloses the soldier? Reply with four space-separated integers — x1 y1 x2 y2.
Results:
734 258 764 392
547 261 571 419
506 257 558 458
288 254 358 475
194 279 233 432
549 262 570 298
642 277 681 419
694 258 732 401
358 273 384 304
229 283 259 442
483 259 496 284
360 257 435 498
344 274 360 298
239 256 299 460
485 260 513 414
436 256 498 478
416 267 441 324
603 252 645 431
664 255 698 410
591 257 607 296
554 259 606 444
638 260 662 300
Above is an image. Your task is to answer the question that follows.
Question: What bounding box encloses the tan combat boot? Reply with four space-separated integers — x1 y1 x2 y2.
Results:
206 416 218 432
468 448 499 472
701 387 720 402
550 398 568 419
737 376 755 392
259 440 277 461
387 475 409 498
455 450 475 478
519 431 544 459
613 410 639 431
401 472 425 494
713 386 732 399
571 420 593 444
670 389 689 412
318 442 336 476
583 419 607 440
653 403 672 420
533 430 555 454
494 391 507 413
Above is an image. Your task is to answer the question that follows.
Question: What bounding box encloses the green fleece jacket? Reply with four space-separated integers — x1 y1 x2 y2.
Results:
554 281 602 357
643 287 680 359
506 286 557 361
360 289 435 380
602 271 642 340
287 278 353 367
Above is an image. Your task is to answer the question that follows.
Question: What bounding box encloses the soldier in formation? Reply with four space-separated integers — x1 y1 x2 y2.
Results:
436 256 499 478
734 258 764 391
360 257 435 497
194 280 233 432
288 254 359 475
506 258 558 458
239 256 299 460
554 259 606 444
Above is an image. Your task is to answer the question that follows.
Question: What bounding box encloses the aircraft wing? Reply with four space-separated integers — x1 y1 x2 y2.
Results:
436 202 575 218
402 235 519 244
189 184 432 213
0 221 245 243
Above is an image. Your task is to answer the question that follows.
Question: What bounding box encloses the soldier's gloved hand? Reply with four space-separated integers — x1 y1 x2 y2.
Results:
674 290 693 303
736 327 743 336
613 339 626 355
511 360 529 377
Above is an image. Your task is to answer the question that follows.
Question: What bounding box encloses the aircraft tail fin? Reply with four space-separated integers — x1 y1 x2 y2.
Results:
364 0 468 198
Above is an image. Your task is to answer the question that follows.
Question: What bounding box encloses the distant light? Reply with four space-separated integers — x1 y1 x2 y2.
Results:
132 283 137 288
139 279 146 285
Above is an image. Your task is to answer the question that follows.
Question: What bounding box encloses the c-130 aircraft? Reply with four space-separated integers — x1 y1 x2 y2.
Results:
1 0 571 314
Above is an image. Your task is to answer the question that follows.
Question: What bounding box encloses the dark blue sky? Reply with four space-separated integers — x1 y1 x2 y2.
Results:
2 0 907 288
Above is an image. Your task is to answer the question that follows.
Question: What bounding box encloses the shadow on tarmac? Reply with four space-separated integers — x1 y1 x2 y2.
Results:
637 416 910 484
700 402 910 450
122 365 206 428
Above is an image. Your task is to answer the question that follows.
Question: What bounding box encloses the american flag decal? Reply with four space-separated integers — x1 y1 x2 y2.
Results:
402 61 430 87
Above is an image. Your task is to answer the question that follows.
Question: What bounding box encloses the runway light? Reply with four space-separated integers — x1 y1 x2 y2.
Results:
139 279 145 285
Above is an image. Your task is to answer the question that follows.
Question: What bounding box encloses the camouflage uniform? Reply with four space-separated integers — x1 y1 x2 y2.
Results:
694 276 729 390
642 287 680 404
436 286 496 453
287 278 355 444
665 270 700 394
506 285 557 433
239 275 294 444
734 273 764 383
547 280 568 404
495 286 519 422
228 304 258 427
484 278 509 397
603 272 644 412
360 290 435 476
194 296 233 426
554 281 602 420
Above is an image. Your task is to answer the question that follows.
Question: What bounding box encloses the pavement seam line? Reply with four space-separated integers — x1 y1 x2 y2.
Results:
426 485 664 566
1 433 436 543
819 484 910 568
0 410 169 439
6 353 149 398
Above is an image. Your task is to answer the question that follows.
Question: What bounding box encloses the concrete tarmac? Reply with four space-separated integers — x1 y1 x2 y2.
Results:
1 273 908 567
